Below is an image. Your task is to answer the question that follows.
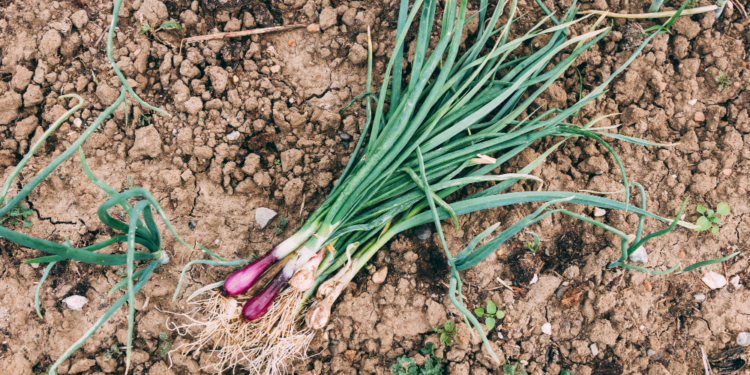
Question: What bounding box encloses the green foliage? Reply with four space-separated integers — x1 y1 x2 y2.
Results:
137 113 151 128
139 20 152 34
390 343 443 375
274 159 281 165
715 71 730 91
696 202 730 235
123 175 136 190
433 320 457 346
525 231 540 253
275 217 289 235
104 343 122 360
561 371 572 375
503 362 528 375
0 198 33 228
474 300 505 330
156 20 182 32
157 331 173 357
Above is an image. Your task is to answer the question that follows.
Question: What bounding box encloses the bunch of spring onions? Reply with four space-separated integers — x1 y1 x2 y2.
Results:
172 0 736 372
0 0 196 373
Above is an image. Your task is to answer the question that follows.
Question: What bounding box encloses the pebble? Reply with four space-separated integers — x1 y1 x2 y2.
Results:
372 266 388 284
307 23 321 33
541 322 552 335
702 271 727 289
629 245 648 263
255 208 277 229
529 274 539 284
737 332 750 347
722 169 733 176
730 275 741 288
62 295 88 311
227 131 240 141
594 207 607 217
340 132 352 141
647 349 657 356
73 118 82 128
590 343 599 356
688 99 698 105
341 141 350 149
694 294 706 301
270 65 281 74
415 224 432 240
694 112 705 122
188 221 197 230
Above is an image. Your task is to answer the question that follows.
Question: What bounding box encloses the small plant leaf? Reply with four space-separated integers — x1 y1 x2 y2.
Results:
474 308 484 317
711 216 721 224
140 20 152 34
485 317 496 330
706 208 714 217
157 20 182 31
696 216 711 231
711 226 720 235
696 204 706 214
496 310 505 319
716 202 730 216
23 219 32 227
486 300 497 314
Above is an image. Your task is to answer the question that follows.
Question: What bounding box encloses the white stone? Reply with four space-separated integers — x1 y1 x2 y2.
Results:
73 117 82 128
737 332 750 347
227 131 240 141
529 274 539 284
62 295 88 311
594 207 607 217
541 322 552 335
255 207 277 229
694 294 706 301
730 275 741 288
372 267 388 284
629 245 648 263
590 343 599 356
702 271 727 289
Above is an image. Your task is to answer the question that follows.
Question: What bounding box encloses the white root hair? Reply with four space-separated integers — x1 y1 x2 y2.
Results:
167 288 315 375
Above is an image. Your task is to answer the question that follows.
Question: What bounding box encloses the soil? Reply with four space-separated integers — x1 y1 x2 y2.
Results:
0 0 749 374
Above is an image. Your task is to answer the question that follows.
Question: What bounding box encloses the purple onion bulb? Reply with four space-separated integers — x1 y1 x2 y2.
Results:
224 252 277 295
242 270 290 320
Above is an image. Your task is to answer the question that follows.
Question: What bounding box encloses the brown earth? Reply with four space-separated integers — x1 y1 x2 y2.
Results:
0 0 749 374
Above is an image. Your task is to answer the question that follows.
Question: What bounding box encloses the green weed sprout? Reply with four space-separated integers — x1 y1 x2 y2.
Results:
696 202 730 234
715 71 730 91
433 320 458 346
0 0 210 374
390 342 443 375
474 301 505 331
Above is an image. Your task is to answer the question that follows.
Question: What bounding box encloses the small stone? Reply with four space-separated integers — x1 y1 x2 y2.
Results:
541 322 552 335
693 294 705 301
184 97 203 115
372 267 388 284
70 9 89 29
647 349 657 356
188 221 197 230
227 131 240 141
594 207 607 217
340 132 352 141
341 141 350 149
737 332 750 347
694 112 705 122
702 271 727 289
348 43 368 64
722 169 732 176
730 275 741 288
590 343 599 356
415 224 432 240
269 65 280 74
255 208 277 229
629 245 648 263
529 274 539 284
62 295 88 311
73 118 82 128
307 23 321 33
319 8 337 30
688 99 698 105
